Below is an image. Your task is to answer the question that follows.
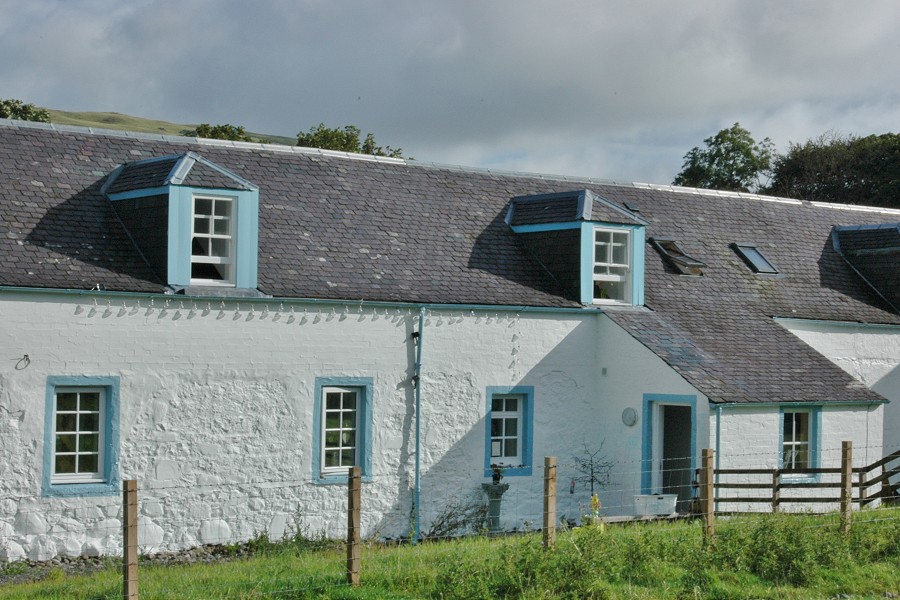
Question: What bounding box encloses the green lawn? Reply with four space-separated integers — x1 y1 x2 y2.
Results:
2 509 899 599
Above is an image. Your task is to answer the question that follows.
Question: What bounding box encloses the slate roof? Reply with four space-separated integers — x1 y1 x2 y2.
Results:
1 119 898 405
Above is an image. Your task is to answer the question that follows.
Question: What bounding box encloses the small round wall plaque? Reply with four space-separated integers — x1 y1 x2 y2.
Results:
622 407 638 427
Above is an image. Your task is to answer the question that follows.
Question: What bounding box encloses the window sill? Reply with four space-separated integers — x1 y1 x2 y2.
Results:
313 473 373 486
483 466 532 478
42 480 119 498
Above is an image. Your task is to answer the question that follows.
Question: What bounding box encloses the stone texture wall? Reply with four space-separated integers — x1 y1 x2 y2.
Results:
0 293 697 561
0 293 887 561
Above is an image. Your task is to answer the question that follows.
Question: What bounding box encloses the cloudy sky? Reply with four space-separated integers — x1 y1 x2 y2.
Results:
2 1 899 184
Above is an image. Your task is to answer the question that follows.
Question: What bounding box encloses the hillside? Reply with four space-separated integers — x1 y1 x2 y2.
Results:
44 109 297 145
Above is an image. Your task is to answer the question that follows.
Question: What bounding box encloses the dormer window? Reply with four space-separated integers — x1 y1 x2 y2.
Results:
593 227 631 303
103 152 259 291
506 189 647 307
191 195 235 284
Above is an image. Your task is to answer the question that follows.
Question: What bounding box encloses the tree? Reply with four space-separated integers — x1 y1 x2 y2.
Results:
181 123 254 142
673 123 774 192
297 123 402 158
0 98 50 122
764 132 900 208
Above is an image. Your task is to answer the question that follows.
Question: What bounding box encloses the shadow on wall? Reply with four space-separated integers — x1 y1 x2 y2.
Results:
25 180 163 288
367 318 643 541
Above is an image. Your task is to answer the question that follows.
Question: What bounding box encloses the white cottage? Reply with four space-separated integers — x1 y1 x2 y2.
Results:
0 119 898 561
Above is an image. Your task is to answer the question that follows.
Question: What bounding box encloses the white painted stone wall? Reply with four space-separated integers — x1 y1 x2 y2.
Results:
777 318 900 454
708 403 883 512
0 293 704 560
0 292 886 561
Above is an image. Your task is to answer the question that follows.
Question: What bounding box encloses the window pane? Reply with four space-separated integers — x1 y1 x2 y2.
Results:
794 413 809 441
56 434 76 453
612 241 627 265
57 393 77 411
324 431 339 447
341 449 355 466
343 394 357 410
341 431 355 446
195 198 212 216
56 413 76 433
491 440 502 457
80 393 100 411
794 445 809 469
594 280 625 301
505 398 518 412
213 218 229 235
784 413 794 440
192 237 210 257
326 393 341 410
342 413 356 429
80 434 99 452
211 238 229 258
504 439 518 458
324 450 339 467
505 418 518 436
214 200 231 217
78 454 99 474
194 217 210 234
491 418 502 437
79 413 100 432
55 455 76 474
491 398 503 412
325 413 340 429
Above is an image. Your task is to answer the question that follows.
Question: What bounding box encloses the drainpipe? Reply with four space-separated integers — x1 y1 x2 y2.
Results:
412 306 426 544
715 404 722 513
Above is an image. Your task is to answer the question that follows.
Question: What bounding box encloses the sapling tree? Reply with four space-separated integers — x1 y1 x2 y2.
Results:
571 440 614 496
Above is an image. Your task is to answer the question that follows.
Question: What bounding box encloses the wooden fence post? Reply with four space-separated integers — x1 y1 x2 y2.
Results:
122 479 138 600
700 449 715 541
543 456 557 550
771 469 781 513
840 441 852 535
347 466 362 587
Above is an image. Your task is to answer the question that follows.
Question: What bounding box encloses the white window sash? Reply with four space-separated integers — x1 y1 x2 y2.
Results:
321 386 360 475
51 387 106 484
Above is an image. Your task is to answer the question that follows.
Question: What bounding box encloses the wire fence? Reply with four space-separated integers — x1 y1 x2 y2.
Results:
1 441 898 596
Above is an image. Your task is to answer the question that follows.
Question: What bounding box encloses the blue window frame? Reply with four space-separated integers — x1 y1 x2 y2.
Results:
42 376 120 497
579 222 645 306
779 407 820 476
483 386 534 477
312 377 374 484
170 187 259 289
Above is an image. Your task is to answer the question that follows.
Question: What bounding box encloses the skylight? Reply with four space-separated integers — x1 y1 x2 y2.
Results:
732 243 779 274
650 238 706 276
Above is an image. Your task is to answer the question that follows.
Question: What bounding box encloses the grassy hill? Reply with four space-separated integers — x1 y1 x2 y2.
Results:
45 109 297 146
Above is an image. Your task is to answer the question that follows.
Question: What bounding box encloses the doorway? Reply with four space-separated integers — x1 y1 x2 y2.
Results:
660 405 693 512
642 395 697 514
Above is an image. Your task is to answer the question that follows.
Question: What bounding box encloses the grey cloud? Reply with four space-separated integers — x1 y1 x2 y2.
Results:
1 0 898 183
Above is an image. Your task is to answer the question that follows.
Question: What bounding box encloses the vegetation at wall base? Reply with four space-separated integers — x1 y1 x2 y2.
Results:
1 508 898 599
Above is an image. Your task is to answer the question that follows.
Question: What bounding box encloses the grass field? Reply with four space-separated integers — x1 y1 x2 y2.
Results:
1 509 899 599
44 109 297 145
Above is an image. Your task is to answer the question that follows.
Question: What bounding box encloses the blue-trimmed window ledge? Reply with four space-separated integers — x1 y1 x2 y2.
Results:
42 376 121 498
